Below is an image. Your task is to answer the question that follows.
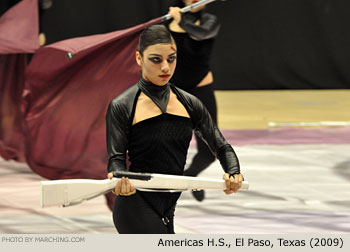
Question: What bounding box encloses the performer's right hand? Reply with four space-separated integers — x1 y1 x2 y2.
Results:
108 174 136 196
107 172 114 179
168 7 182 23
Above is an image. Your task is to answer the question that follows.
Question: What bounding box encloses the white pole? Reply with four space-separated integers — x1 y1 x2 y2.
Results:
161 0 218 21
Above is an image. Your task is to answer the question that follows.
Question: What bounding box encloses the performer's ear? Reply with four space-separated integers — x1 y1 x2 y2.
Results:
136 51 142 67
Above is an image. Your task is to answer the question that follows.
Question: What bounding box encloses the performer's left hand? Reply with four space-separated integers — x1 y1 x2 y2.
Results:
223 173 243 194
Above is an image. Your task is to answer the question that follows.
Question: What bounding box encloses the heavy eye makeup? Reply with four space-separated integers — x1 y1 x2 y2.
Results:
148 56 162 64
167 55 177 63
147 54 177 64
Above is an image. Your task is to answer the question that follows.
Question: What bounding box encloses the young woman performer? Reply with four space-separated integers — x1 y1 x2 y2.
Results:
106 24 243 234
167 0 221 201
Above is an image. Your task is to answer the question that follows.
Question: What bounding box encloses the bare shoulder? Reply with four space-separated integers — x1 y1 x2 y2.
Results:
169 20 186 33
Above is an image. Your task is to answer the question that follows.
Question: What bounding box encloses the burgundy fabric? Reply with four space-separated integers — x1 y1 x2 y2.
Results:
0 0 39 161
0 54 27 161
25 18 161 210
0 0 39 54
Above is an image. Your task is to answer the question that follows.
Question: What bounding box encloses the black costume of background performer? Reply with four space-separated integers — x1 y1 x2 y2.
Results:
168 8 221 183
106 78 240 234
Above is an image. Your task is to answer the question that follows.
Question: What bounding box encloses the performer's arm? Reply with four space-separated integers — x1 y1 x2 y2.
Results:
106 101 136 195
168 7 220 40
179 12 220 40
106 101 128 173
191 98 243 193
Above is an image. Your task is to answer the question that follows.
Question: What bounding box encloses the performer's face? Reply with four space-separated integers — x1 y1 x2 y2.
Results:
183 0 205 12
136 42 177 86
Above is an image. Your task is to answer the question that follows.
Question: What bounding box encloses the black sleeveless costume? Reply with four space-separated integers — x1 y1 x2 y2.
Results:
113 113 192 233
169 11 219 90
106 78 240 233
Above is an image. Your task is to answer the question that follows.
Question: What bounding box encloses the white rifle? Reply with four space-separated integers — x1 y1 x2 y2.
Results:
40 171 249 208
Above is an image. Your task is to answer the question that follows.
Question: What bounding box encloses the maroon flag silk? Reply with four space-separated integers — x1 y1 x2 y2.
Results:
25 18 161 209
0 0 39 161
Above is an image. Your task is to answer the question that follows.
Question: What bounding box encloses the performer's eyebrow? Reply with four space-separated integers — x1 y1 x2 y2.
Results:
149 54 161 56
168 53 177 57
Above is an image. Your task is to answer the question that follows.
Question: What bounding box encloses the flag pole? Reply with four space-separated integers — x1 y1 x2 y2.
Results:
161 0 218 21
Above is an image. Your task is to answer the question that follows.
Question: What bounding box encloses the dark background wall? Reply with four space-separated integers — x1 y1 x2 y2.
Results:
3 0 350 89
210 0 350 89
0 0 21 16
